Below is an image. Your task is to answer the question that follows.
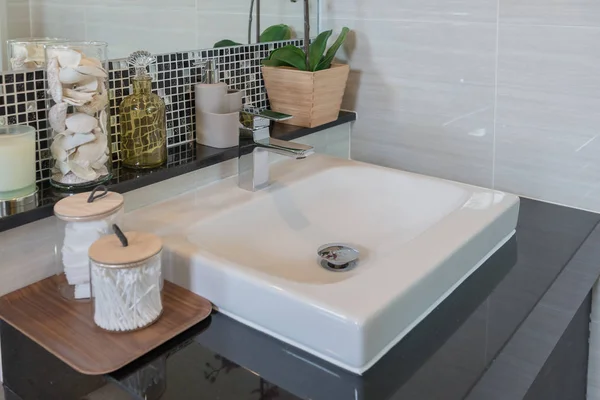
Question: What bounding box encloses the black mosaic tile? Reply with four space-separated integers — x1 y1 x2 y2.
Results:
0 39 303 183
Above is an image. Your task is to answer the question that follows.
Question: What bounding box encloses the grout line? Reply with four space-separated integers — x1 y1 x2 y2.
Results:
491 0 500 189
0 39 303 182
195 0 199 50
28 0 33 37
84 4 88 42
316 0 322 34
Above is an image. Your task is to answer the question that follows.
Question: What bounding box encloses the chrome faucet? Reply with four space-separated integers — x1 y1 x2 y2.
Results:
238 126 314 191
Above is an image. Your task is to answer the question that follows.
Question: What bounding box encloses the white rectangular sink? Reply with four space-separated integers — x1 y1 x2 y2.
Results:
128 155 519 374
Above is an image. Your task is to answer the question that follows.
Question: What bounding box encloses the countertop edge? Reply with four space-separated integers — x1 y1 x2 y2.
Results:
466 220 600 400
0 112 356 233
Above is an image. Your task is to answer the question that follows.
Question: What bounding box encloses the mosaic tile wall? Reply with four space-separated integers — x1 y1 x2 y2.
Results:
0 39 303 182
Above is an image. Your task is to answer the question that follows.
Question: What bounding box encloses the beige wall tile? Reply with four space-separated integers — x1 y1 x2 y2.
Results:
24 0 317 58
323 15 497 188
501 0 600 27
494 24 600 210
324 0 600 212
7 0 31 39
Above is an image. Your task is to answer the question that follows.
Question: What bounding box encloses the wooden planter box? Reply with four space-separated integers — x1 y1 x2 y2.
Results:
262 63 350 128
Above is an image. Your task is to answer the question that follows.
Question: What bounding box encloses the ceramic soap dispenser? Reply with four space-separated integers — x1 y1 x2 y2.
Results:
119 51 167 169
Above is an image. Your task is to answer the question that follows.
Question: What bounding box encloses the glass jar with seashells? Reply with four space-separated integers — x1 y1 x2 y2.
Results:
45 42 112 190
7 37 68 70
119 51 167 169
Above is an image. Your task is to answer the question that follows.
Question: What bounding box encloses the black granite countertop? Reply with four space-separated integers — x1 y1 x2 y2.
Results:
3 197 600 400
0 111 357 233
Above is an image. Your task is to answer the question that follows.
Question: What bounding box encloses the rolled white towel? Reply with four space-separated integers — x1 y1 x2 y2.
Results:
74 284 91 300
64 223 106 246
64 267 90 285
62 246 90 269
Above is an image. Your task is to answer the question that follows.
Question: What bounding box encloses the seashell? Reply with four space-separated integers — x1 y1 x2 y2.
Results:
79 56 102 68
50 133 68 162
24 43 46 65
63 132 96 151
76 88 108 115
63 89 95 106
10 44 27 70
47 57 63 103
91 153 109 169
72 132 106 164
63 97 87 107
66 113 98 134
56 159 72 175
11 43 27 59
10 57 26 70
49 103 68 132
55 171 90 185
94 165 109 177
59 67 85 84
76 65 108 79
48 48 81 68
72 77 99 93
69 161 98 181
99 109 108 135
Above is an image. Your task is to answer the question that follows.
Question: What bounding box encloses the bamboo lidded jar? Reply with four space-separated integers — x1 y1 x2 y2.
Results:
88 228 164 332
54 186 124 301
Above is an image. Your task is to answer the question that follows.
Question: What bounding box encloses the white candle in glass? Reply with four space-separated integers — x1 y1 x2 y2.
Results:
0 125 36 200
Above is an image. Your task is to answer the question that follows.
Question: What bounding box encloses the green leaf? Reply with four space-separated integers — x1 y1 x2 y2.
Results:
268 45 307 70
261 59 290 67
308 30 332 71
316 27 350 71
214 39 242 48
260 24 292 43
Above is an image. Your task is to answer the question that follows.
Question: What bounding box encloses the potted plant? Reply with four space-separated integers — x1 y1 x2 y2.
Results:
261 3 350 128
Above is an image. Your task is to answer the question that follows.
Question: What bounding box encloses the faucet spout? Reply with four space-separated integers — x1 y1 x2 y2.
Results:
238 126 314 191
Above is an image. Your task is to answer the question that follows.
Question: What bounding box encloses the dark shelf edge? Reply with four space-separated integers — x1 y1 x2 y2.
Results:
0 112 356 233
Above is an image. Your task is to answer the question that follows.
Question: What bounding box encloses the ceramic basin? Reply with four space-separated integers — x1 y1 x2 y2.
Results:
133 155 519 374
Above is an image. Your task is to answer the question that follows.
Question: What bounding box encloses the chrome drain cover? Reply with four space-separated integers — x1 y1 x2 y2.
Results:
317 243 359 272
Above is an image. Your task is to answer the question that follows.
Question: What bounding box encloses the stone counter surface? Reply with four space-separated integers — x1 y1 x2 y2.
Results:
2 198 600 400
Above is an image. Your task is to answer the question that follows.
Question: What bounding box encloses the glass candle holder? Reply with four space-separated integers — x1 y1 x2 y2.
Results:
0 125 37 212
7 37 67 70
89 230 164 332
45 41 112 190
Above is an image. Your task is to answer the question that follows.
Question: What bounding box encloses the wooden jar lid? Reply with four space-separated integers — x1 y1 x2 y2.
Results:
89 231 162 267
54 191 124 222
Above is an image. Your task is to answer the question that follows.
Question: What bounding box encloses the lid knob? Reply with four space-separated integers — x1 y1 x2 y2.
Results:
113 224 129 247
87 185 108 203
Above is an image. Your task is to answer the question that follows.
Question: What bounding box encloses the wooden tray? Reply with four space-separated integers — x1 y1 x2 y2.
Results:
0 275 212 375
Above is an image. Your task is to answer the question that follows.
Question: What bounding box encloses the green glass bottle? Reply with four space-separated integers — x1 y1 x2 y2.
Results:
119 51 166 169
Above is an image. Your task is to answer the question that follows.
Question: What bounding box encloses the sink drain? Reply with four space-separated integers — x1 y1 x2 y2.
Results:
317 243 359 272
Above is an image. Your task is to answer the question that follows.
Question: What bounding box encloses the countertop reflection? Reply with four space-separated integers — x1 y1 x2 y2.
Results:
97 198 600 400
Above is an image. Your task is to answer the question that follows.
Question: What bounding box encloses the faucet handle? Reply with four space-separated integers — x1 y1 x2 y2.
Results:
240 126 270 141
241 108 293 122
